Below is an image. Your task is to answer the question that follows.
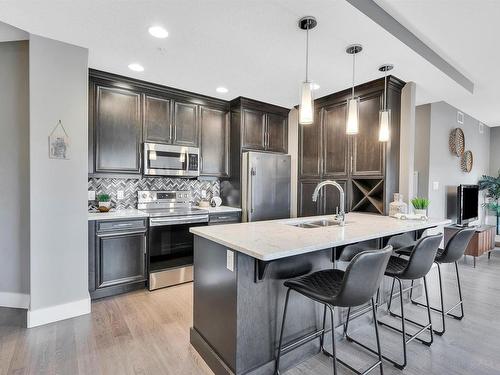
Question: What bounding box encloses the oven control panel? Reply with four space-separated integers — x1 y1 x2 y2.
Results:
138 190 191 204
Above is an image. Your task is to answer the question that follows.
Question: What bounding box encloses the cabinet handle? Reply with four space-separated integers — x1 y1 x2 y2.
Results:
350 156 353 174
143 235 147 254
200 156 203 173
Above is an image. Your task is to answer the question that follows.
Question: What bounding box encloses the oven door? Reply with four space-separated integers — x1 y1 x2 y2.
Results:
148 215 208 289
144 143 199 177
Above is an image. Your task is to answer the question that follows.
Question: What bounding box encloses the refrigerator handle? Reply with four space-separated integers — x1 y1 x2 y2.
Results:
250 167 256 215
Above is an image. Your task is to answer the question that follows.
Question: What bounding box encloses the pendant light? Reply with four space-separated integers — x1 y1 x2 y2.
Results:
378 64 394 142
345 44 363 135
298 16 317 125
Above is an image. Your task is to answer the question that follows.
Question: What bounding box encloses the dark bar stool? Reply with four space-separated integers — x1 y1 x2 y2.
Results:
345 233 443 370
275 246 393 375
406 227 475 335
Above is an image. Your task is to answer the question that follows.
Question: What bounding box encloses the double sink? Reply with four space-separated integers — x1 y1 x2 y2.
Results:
287 218 347 229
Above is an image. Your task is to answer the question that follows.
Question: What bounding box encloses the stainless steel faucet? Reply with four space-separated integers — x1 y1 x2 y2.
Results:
312 180 346 226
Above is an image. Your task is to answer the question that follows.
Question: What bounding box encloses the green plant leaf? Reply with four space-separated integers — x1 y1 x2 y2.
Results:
411 197 430 209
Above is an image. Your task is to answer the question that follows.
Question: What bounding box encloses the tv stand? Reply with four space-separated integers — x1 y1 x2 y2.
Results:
445 225 496 267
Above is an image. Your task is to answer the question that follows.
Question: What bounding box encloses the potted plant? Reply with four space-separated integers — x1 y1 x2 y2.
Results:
97 193 111 212
479 173 500 235
411 197 430 216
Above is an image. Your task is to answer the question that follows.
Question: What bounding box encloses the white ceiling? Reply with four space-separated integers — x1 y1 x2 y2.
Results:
0 0 498 126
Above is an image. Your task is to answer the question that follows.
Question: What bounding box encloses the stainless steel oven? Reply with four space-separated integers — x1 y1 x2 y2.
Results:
143 142 200 177
138 190 208 290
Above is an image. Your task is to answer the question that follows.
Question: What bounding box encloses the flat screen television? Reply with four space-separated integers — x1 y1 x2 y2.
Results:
457 184 479 226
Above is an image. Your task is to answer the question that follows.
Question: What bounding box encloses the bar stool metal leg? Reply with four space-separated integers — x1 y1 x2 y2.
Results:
410 261 465 335
275 288 291 375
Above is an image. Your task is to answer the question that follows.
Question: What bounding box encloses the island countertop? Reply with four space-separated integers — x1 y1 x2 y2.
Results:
190 212 451 261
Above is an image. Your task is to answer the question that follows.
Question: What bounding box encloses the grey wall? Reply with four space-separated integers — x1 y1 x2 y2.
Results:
490 127 500 176
414 104 431 199
416 101 491 223
0 40 30 305
28 35 89 320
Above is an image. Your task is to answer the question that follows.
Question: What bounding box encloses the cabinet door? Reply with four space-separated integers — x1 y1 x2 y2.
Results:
352 93 384 176
173 101 199 146
266 113 288 153
298 108 321 178
96 231 146 289
323 103 348 178
322 180 348 215
144 95 171 143
95 86 142 173
242 108 266 150
199 106 229 177
298 180 321 217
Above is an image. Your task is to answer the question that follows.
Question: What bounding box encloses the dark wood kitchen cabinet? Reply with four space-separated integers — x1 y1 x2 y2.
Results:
144 95 171 143
93 84 142 174
199 106 230 177
89 219 147 299
239 98 288 153
266 112 288 153
242 108 266 150
173 101 198 147
298 76 404 216
89 70 230 176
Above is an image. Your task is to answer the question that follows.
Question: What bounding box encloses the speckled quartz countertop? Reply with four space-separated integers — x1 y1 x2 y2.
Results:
88 206 240 221
190 212 451 261
88 208 149 221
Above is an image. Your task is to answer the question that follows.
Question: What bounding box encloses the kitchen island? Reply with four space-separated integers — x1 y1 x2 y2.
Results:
190 213 451 375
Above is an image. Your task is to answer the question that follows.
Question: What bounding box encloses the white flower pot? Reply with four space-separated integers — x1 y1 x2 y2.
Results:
414 209 427 216
98 201 111 212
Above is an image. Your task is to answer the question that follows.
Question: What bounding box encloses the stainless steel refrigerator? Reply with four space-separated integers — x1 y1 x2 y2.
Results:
241 151 291 222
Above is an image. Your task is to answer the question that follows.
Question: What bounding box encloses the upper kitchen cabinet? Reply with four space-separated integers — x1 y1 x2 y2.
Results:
352 92 385 177
92 84 142 174
199 106 230 177
144 95 171 143
322 102 349 178
298 107 321 179
242 108 266 150
234 97 289 153
89 70 229 176
266 112 288 153
173 101 198 147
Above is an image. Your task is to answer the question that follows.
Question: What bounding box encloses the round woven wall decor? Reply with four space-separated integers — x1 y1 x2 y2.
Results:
461 150 473 173
449 128 465 156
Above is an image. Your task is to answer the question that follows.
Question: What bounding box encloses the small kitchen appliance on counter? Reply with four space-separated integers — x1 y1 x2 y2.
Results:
138 190 208 290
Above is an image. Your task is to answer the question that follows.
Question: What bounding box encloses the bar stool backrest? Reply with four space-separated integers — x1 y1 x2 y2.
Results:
336 246 393 307
387 232 415 250
439 227 475 263
403 233 443 280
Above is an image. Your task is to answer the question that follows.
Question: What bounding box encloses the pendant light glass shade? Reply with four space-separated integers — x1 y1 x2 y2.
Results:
378 109 391 142
299 81 314 125
346 98 360 135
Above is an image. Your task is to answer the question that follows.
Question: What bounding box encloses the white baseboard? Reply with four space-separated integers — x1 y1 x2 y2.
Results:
0 292 30 309
27 296 91 328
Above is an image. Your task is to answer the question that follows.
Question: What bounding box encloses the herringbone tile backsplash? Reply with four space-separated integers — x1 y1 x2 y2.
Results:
88 177 220 210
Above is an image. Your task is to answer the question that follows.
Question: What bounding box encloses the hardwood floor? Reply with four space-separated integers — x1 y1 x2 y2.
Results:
1 251 500 375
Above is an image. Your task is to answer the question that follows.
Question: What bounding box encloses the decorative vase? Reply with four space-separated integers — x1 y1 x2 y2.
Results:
414 209 427 216
98 201 111 212
389 193 408 217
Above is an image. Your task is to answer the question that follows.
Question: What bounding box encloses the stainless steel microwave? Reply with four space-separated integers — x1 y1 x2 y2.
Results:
143 143 199 177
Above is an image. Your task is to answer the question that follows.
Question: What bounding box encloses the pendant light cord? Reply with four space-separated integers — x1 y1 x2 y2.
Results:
305 24 309 82
351 52 355 99
384 69 388 110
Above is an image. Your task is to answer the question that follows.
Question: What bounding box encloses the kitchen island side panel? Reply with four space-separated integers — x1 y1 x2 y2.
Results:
193 236 238 372
235 249 334 374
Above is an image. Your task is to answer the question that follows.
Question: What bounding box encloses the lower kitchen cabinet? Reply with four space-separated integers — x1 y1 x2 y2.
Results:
298 180 347 217
89 219 147 299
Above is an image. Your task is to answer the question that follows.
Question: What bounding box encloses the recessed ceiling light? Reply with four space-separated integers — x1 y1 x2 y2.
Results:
148 26 168 39
128 63 144 72
312 83 320 90
216 87 229 94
